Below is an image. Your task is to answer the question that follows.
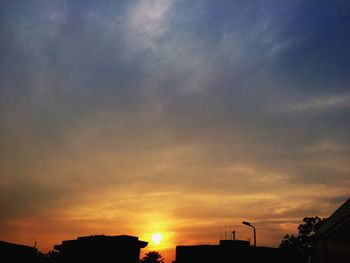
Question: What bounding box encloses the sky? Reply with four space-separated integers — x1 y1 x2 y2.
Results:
0 0 350 261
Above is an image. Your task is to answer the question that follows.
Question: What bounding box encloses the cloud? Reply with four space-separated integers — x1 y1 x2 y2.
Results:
124 0 173 52
286 93 350 112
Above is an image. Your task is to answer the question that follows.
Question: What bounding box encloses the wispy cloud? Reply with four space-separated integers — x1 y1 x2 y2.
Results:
287 93 350 112
124 0 173 52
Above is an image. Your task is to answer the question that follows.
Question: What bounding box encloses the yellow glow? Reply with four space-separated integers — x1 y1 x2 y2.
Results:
137 212 175 251
151 233 163 245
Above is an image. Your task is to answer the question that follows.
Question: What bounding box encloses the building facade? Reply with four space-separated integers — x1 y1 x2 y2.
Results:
176 239 305 263
54 235 148 263
0 240 39 262
313 198 350 263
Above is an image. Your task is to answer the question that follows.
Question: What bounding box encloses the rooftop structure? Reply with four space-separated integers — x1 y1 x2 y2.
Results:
54 234 147 263
176 239 305 263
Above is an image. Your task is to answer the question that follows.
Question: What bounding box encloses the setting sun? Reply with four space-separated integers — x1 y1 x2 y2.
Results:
151 233 163 245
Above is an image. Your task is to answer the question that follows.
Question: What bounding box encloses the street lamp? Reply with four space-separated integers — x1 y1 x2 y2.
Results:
242 221 256 247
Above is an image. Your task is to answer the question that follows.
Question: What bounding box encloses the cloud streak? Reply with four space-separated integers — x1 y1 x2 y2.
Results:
286 93 350 112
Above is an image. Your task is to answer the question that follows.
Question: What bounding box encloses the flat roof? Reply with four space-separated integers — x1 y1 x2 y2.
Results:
54 234 148 250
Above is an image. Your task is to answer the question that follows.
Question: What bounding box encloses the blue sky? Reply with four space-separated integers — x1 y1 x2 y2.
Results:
1 0 349 259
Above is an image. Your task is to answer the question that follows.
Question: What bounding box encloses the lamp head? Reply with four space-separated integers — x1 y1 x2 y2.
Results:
242 221 251 226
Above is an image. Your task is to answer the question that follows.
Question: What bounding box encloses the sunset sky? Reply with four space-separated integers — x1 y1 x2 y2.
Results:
1 0 350 261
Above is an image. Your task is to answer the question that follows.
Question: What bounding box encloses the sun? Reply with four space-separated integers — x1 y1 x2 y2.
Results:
151 233 163 245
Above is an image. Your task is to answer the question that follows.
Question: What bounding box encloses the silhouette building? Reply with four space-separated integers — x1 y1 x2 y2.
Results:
53 235 147 263
0 240 38 262
176 239 305 263
313 198 350 263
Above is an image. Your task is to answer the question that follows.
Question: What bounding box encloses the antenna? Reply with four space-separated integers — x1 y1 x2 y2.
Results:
224 225 227 240
34 240 37 248
232 230 236 240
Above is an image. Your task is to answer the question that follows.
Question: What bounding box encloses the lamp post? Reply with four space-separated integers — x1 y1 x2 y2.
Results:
242 221 256 247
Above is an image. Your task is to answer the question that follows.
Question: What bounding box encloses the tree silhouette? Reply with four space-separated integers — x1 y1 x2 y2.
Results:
280 216 325 255
140 251 165 263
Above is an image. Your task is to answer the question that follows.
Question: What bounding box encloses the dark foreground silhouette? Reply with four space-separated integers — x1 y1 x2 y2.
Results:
176 239 307 263
0 235 147 263
0 240 39 262
140 251 165 263
53 235 147 263
313 198 350 263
